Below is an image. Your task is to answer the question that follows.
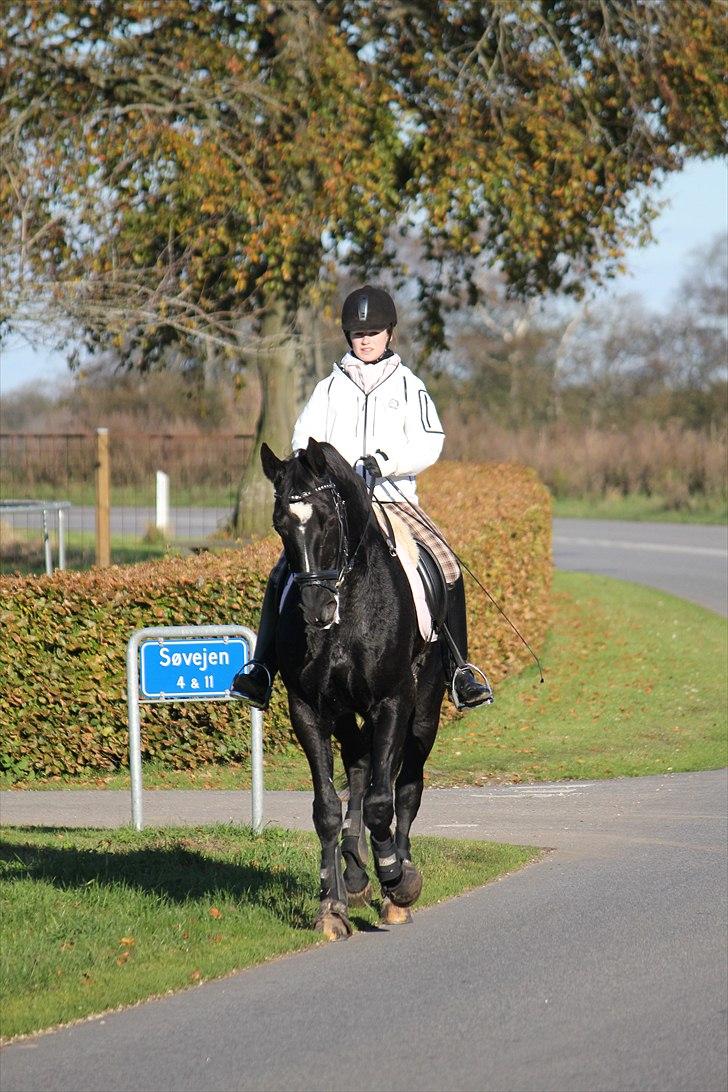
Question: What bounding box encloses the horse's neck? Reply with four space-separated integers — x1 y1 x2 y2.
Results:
343 517 407 608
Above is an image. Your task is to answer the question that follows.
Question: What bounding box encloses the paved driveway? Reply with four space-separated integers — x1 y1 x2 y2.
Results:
553 517 727 615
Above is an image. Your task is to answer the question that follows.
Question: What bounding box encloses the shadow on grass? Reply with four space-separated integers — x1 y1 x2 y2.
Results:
0 829 319 931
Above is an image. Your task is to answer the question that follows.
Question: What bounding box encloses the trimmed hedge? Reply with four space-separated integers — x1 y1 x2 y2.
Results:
0 462 551 779
419 462 552 681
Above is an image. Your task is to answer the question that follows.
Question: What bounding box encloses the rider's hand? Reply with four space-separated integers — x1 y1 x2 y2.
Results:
360 455 382 479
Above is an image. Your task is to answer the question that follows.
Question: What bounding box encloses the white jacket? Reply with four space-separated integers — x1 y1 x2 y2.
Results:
291 353 445 503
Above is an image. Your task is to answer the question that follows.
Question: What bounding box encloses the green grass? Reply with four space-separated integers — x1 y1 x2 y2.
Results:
551 492 727 523
1 483 238 507
0 825 538 1041
0 531 176 576
427 571 728 785
16 571 725 794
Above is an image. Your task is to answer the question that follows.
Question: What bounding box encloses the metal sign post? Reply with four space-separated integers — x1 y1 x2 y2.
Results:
126 624 262 832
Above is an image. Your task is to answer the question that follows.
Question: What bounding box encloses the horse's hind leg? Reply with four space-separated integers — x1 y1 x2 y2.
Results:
394 715 440 861
387 651 445 918
289 695 351 940
338 718 372 906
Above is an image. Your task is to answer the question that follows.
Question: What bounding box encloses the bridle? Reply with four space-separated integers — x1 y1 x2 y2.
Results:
278 478 372 600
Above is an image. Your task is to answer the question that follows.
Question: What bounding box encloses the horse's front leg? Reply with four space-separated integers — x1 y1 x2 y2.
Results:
288 694 351 940
364 695 423 923
337 714 372 906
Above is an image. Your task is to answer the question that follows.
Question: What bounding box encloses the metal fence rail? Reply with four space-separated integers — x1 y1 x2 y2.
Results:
0 430 254 574
0 500 71 574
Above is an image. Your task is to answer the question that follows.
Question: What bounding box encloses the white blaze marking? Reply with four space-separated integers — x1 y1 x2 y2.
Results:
290 502 313 525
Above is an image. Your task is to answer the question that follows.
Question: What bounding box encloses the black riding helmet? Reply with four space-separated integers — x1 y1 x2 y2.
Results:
341 285 397 335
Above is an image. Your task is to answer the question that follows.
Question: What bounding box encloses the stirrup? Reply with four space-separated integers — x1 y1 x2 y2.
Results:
450 663 494 710
239 659 272 685
230 660 272 704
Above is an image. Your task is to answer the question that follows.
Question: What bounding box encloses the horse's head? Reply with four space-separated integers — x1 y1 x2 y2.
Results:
261 438 369 629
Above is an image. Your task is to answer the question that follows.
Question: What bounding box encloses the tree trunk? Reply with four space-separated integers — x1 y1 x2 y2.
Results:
233 298 297 539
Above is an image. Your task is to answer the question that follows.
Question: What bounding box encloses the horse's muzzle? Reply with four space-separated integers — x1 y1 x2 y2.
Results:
301 585 339 629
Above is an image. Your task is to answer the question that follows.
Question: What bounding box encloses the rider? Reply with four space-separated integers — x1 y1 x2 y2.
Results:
231 285 493 710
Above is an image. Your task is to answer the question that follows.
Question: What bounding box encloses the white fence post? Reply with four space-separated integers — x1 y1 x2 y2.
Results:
42 506 52 575
58 507 66 570
155 471 170 536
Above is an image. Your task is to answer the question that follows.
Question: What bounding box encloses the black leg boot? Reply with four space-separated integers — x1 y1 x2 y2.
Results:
230 556 286 709
441 575 494 709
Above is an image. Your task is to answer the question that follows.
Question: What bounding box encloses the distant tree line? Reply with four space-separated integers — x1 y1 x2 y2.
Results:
5 232 725 442
421 233 727 434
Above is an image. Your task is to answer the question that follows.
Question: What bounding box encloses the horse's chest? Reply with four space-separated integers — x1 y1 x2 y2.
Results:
278 587 413 715
299 650 363 715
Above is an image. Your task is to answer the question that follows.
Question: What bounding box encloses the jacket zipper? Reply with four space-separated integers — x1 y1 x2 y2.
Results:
362 392 369 456
334 361 401 459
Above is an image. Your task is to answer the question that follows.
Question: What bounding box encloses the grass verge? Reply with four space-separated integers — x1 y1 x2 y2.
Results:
551 493 726 523
0 530 179 576
0 825 538 1041
0 484 238 507
10 571 724 793
428 571 727 785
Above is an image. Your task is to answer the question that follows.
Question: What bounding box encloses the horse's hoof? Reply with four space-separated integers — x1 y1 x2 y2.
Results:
346 881 372 907
385 860 423 908
314 900 352 941
316 913 352 941
380 897 413 926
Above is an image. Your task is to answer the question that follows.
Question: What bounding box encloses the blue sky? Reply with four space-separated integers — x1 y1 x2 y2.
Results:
1 157 725 398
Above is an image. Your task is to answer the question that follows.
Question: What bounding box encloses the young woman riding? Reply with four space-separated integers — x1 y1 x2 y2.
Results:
231 284 493 710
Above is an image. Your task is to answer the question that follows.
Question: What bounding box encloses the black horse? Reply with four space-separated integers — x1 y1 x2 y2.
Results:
260 437 446 938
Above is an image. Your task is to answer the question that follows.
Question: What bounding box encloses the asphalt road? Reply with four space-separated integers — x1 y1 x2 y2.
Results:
553 517 728 615
2 773 727 1092
3 504 231 540
1 519 727 1091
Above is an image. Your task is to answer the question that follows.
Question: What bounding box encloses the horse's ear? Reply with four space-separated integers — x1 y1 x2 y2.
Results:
261 443 284 484
306 437 327 477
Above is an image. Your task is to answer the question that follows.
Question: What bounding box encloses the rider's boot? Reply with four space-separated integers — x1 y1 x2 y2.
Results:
441 575 494 709
230 556 286 710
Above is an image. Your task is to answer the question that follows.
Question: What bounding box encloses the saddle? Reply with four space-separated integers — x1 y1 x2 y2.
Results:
416 542 448 631
372 504 448 641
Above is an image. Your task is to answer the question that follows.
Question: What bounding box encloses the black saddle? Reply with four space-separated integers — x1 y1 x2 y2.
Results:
416 543 448 630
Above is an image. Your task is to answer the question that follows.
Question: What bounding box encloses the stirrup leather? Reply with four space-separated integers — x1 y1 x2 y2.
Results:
450 663 494 710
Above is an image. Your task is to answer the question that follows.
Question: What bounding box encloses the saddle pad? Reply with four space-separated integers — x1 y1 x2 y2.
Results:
374 507 436 643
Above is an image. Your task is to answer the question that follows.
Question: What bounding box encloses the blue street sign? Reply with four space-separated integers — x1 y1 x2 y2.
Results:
139 636 249 700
